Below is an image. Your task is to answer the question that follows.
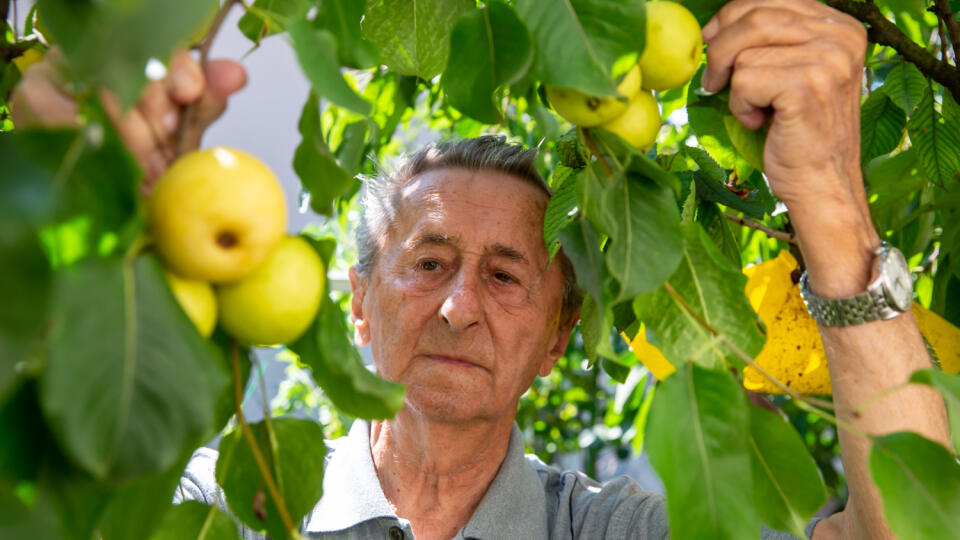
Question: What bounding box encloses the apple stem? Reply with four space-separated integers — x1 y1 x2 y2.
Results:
230 341 299 536
174 0 240 157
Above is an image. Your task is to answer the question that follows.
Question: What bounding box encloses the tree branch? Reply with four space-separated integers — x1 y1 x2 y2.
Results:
723 213 797 244
933 0 960 65
174 0 238 156
824 0 960 104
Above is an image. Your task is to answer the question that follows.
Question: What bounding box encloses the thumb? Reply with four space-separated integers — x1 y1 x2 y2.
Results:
204 59 247 99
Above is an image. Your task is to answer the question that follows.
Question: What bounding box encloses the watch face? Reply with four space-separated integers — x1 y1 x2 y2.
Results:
881 247 913 311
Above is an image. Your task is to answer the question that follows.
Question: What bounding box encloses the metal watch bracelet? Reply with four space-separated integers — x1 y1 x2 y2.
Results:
799 243 908 327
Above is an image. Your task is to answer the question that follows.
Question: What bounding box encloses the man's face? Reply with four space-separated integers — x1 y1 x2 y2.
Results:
350 168 573 424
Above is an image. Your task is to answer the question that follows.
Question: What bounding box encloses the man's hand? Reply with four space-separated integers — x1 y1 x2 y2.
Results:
702 3 951 539
10 49 246 192
701 0 877 298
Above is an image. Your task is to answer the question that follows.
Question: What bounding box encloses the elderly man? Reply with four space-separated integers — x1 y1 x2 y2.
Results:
13 0 950 538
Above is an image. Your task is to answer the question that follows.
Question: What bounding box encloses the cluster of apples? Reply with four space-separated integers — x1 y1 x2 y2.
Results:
546 1 702 152
149 147 325 346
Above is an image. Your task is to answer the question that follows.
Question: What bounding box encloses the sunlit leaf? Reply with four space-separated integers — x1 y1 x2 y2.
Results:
288 17 371 116
646 362 760 539
515 0 645 97
149 501 238 540
636 221 765 369
860 90 906 164
881 62 926 115
217 418 325 540
907 85 960 188
748 405 827 537
41 256 227 481
442 1 533 123
362 0 473 80
869 432 960 539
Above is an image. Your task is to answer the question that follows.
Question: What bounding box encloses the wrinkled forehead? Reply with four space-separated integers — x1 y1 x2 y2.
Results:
390 167 551 255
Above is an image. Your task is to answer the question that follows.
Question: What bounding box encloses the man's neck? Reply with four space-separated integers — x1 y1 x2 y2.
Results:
369 412 514 540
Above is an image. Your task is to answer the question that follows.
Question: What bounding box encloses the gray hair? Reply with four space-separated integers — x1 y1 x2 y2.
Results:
355 135 583 325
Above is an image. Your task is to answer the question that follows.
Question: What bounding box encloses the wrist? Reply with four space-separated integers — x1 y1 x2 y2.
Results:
787 199 881 298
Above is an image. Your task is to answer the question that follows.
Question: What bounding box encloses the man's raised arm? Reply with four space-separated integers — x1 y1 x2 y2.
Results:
700 1 951 538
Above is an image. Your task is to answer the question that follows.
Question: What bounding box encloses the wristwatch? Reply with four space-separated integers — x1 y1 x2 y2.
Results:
799 242 913 327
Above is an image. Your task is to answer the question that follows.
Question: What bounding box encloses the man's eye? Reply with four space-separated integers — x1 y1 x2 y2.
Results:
419 260 441 271
494 272 515 284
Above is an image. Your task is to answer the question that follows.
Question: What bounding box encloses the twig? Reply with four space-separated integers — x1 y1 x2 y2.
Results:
579 128 614 177
933 0 960 65
661 281 839 413
939 16 950 64
230 342 298 536
174 0 239 156
824 0 960 104
723 213 797 244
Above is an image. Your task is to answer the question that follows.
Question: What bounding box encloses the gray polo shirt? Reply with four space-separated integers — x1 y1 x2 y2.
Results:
177 420 819 539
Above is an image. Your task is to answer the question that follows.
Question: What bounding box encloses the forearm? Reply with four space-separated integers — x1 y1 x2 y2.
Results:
788 191 950 540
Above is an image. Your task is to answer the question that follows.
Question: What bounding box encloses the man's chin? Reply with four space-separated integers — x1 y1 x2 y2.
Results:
403 385 493 424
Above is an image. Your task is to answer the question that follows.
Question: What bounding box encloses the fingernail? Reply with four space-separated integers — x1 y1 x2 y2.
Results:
700 65 713 93
162 111 178 135
702 18 719 42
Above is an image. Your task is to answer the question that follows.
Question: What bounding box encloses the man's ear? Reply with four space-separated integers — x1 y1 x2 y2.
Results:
539 307 581 377
349 266 371 347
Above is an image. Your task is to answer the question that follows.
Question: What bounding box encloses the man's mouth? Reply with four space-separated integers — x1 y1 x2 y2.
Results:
425 354 483 369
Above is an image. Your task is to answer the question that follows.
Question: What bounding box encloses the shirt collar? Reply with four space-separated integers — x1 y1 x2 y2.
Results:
303 420 548 539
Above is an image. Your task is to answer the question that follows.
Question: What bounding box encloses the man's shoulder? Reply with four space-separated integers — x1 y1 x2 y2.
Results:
522 453 669 539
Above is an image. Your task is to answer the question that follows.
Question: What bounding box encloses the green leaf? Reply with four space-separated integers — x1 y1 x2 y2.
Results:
442 2 533 124
288 236 405 419
860 91 906 164
646 363 760 539
238 0 311 44
217 418 325 540
514 0 645 97
906 84 960 188
36 0 222 106
544 165 579 259
696 200 740 269
688 105 737 169
882 62 926 115
723 116 765 173
636 221 765 369
362 0 474 80
99 454 194 540
580 294 616 363
580 169 683 302
686 146 768 219
558 220 606 305
869 432 960 539
909 369 960 454
316 0 379 69
293 93 355 216
149 501 238 540
40 255 228 481
288 17 371 116
747 405 827 537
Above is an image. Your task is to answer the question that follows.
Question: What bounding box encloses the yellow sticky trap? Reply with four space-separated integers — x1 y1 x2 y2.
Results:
622 323 676 381
622 251 960 395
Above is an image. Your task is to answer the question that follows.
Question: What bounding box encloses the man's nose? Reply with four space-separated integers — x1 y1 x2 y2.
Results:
439 269 482 331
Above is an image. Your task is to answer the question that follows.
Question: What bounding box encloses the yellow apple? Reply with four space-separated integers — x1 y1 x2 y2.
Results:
546 65 642 127
638 1 703 91
165 270 217 338
599 90 661 152
149 147 287 283
217 236 325 346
